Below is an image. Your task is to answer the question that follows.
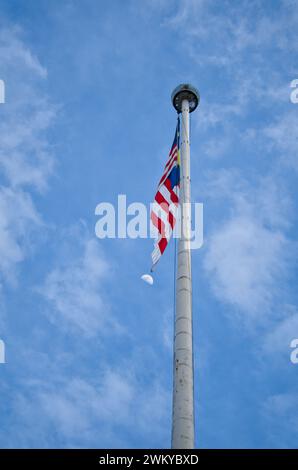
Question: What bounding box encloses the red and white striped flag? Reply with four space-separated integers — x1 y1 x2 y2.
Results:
151 118 180 270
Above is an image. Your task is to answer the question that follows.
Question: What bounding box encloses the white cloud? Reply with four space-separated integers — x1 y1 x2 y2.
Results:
263 306 298 355
0 81 56 191
263 111 298 171
264 393 298 422
0 27 47 78
204 216 287 316
0 27 56 287
165 0 298 62
263 392 298 447
38 235 115 337
164 0 296 144
0 187 41 286
161 309 173 351
37 369 169 447
203 171 291 317
38 370 135 440
1 363 170 448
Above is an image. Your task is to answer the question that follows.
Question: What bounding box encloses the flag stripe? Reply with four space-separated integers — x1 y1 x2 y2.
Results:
154 192 176 230
151 211 166 236
164 178 179 205
158 237 168 255
151 119 180 269
159 148 178 186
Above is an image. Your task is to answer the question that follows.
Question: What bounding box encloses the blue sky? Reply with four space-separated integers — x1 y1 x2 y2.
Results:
0 0 297 449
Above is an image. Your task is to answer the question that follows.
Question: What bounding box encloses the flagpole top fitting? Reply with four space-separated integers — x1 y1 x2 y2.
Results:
171 84 200 113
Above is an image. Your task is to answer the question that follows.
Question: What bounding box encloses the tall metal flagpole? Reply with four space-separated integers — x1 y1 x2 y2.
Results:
171 84 200 449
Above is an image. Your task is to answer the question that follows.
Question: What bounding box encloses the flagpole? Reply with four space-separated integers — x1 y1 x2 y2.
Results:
171 84 199 449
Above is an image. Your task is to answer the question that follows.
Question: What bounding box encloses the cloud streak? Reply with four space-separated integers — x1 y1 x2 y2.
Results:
0 27 57 288
38 234 114 337
203 170 292 319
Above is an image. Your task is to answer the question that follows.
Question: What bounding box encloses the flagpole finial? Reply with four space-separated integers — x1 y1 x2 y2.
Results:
171 83 200 113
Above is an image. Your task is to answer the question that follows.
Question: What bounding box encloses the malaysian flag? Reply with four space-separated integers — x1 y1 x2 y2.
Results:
151 118 180 269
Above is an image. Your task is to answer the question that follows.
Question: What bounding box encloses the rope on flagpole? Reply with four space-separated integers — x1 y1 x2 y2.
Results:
173 222 177 333
173 111 180 325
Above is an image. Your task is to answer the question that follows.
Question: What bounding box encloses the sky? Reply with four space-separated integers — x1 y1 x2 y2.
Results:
0 0 297 449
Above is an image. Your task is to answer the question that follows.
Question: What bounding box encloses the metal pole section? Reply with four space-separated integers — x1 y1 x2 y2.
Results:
171 98 194 449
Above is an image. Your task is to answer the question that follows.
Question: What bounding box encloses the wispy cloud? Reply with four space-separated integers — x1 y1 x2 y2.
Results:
0 358 170 448
0 187 41 286
0 27 57 287
263 306 298 356
38 370 135 443
203 170 292 318
0 26 47 78
0 106 56 191
263 111 298 171
263 392 298 448
38 231 115 337
164 0 298 65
